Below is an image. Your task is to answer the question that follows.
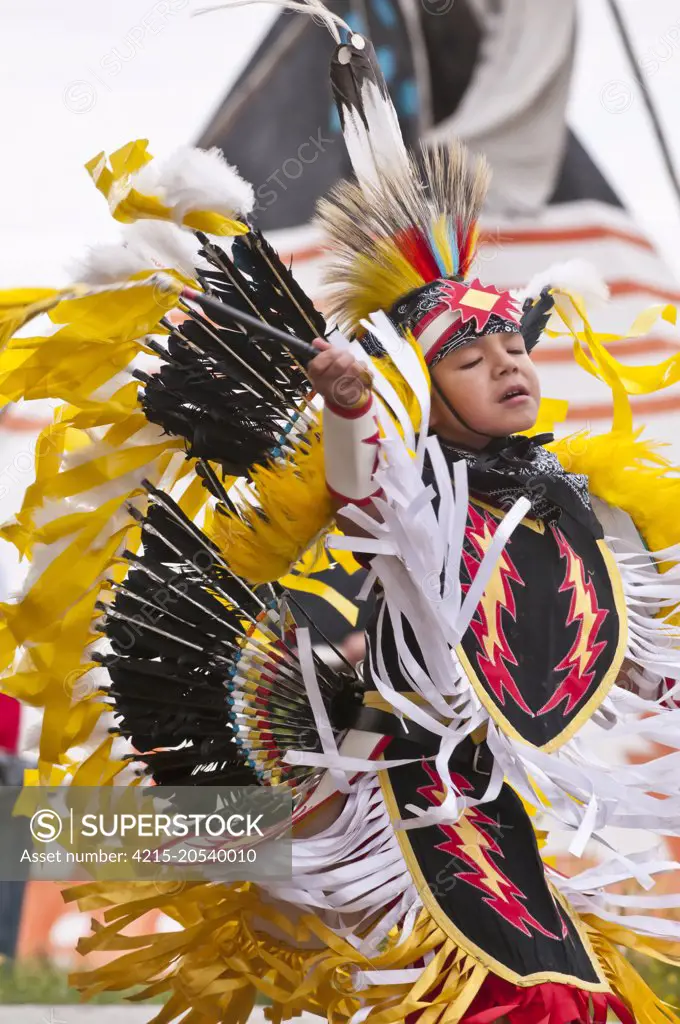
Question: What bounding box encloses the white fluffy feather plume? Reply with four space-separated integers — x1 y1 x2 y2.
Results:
519 259 610 307
72 221 204 285
71 243 151 285
122 221 204 279
153 145 255 221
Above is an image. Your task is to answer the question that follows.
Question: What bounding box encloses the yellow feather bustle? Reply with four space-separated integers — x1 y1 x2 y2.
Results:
0 138 273 782
0 277 203 783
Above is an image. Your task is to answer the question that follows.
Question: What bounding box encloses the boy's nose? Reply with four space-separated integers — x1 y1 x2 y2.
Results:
494 356 517 377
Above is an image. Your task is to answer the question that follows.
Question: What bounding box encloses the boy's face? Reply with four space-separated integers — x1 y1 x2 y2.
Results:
429 331 541 448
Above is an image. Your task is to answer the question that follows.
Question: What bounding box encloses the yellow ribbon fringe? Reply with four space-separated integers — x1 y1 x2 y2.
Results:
64 880 488 1024
544 294 680 564
58 880 680 1024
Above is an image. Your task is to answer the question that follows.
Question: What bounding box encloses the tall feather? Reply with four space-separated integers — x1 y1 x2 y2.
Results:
330 34 410 192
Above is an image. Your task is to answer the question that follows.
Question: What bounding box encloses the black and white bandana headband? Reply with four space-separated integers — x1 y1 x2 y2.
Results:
428 313 522 368
390 279 523 367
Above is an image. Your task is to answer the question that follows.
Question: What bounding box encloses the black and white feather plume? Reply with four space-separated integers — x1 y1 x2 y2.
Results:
330 32 410 192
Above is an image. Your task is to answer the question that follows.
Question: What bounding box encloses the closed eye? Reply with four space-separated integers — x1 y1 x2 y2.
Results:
459 357 483 370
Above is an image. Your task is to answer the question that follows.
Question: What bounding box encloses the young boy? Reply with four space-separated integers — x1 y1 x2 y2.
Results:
300 291 639 1024
5 10 680 1024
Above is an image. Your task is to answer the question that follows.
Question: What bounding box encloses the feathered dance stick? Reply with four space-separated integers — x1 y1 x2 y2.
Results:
180 286 320 365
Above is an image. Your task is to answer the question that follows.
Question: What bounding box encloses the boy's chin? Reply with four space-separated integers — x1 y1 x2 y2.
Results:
497 404 539 435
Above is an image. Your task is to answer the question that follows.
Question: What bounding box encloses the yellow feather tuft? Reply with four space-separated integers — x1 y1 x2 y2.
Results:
323 237 425 333
551 427 680 559
207 426 334 585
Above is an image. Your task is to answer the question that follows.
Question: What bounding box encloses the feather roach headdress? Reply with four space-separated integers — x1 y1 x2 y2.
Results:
315 27 551 361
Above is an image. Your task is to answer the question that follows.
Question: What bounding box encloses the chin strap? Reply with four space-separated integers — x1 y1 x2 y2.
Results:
431 378 508 441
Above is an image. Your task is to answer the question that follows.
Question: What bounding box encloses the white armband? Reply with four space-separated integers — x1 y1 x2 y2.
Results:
323 394 381 506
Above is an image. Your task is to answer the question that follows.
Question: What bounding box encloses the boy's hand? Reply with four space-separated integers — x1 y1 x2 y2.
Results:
307 339 373 409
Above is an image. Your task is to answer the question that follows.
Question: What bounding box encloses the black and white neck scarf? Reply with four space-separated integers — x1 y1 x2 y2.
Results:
437 433 597 533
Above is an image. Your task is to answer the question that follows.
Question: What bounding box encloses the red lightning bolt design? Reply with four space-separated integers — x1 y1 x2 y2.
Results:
537 527 609 717
463 505 533 714
417 761 564 940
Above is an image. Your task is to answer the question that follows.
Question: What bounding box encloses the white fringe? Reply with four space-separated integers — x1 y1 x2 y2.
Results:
278 376 680 952
262 776 416 936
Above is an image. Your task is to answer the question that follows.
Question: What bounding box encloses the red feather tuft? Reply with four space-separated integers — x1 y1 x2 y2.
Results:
394 226 441 284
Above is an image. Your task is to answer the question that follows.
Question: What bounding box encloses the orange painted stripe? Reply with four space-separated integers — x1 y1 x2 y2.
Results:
568 392 680 422
609 279 680 304
533 335 679 365
480 225 655 252
0 413 50 432
281 224 656 266
285 244 328 265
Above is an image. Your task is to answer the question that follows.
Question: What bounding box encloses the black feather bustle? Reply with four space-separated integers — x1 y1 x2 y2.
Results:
138 229 324 475
234 231 326 341
100 488 358 796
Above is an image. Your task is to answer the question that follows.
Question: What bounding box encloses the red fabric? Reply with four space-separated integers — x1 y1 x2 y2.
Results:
405 975 636 1024
660 676 680 708
0 693 21 754
459 976 635 1024
325 393 374 420
326 482 382 508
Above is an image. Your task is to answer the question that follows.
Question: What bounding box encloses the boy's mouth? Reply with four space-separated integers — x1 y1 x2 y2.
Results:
499 385 530 404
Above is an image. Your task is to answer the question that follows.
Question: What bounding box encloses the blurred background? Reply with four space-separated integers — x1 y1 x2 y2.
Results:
1 0 680 1012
